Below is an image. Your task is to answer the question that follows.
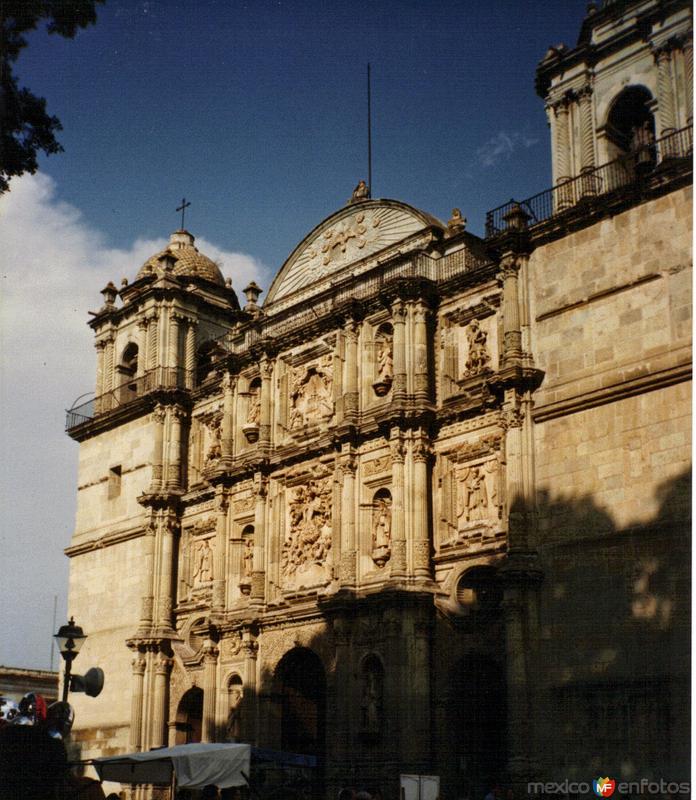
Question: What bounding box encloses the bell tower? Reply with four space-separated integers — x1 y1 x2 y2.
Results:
65 230 241 755
536 0 692 186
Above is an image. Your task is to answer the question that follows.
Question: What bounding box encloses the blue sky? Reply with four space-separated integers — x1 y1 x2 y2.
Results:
0 0 590 670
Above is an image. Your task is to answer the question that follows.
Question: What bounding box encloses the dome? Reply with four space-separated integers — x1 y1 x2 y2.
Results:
137 230 224 285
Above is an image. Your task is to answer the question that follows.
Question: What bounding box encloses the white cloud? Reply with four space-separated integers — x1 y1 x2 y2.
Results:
476 130 539 168
0 172 267 669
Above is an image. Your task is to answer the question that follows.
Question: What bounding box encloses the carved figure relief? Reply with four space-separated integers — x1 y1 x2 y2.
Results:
360 657 384 741
203 414 222 467
373 325 394 396
246 381 261 425
289 358 334 430
239 532 254 596
281 476 333 588
371 490 392 567
226 683 243 741
191 538 214 585
458 466 488 523
463 318 490 376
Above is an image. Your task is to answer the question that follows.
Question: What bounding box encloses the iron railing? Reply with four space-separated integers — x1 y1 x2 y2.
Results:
65 367 192 430
485 125 693 237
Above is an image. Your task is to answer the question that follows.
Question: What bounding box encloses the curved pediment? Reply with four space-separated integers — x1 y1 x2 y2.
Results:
265 199 443 307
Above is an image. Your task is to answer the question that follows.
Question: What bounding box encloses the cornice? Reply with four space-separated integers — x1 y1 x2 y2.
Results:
65 523 146 557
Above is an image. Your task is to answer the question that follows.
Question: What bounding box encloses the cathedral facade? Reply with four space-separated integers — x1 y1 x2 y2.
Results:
65 1 692 797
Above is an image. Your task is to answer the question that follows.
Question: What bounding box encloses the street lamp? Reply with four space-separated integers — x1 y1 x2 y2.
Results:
54 617 87 703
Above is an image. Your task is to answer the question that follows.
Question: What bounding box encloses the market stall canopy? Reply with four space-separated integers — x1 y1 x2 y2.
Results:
94 743 251 789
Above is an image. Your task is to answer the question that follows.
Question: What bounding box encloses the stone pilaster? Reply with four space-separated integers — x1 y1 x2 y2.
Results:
103 334 115 394
501 254 523 366
156 515 177 632
150 404 166 492
411 431 431 579
202 639 219 743
578 85 595 171
129 652 146 751
94 339 106 411
413 300 430 402
259 356 273 446
343 319 359 418
184 318 197 388
137 319 148 378
655 46 677 139
166 406 185 491
168 311 181 373
251 473 267 604
684 38 693 124
220 371 236 460
391 299 407 400
151 652 172 748
138 525 156 633
339 451 357 586
554 98 573 209
212 489 228 613
502 589 530 787
332 618 351 763
147 311 159 371
241 635 259 744
389 429 407 579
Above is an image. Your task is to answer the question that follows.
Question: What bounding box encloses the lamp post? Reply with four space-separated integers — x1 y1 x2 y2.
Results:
54 617 87 703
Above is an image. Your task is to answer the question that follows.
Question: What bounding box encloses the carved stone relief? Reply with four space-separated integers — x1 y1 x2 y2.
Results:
289 356 334 430
462 318 491 377
371 491 392 568
372 326 393 397
180 520 216 601
281 474 333 589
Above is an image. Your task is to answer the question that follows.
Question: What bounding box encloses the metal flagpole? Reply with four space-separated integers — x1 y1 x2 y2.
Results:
367 63 372 197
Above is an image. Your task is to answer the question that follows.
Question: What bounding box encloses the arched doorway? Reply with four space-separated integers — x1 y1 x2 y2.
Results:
175 687 204 744
276 648 326 763
448 654 507 800
606 85 656 167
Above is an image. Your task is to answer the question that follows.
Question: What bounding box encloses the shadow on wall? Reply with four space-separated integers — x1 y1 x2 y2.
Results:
532 467 691 784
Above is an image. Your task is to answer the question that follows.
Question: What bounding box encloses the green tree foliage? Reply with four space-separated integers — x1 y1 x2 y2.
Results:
1 1 104 193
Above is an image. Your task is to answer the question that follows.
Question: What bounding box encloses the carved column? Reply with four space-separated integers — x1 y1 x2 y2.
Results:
343 319 359 418
391 299 407 400
501 254 523 366
503 399 527 550
332 618 351 763
241 635 259 744
554 99 573 209
94 339 106 412
156 516 177 631
411 432 431 579
221 372 236 460
502 589 531 787
684 38 693 124
150 404 166 492
168 311 181 375
103 334 115 395
656 46 677 141
184 318 197 388
578 86 594 171
166 406 185 491
212 489 228 613
251 473 267 603
202 639 219 743
138 525 156 633
151 652 172 748
259 356 273 446
129 652 146 751
389 429 407 579
339 451 357 586
147 312 159 371
413 300 430 402
137 319 148 378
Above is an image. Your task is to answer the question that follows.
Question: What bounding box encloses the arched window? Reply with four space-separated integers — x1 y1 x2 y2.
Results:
606 86 656 167
456 565 502 615
360 654 385 743
117 342 139 402
225 674 243 741
175 687 204 745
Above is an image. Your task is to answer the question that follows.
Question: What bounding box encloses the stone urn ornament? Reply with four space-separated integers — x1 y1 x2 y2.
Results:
241 422 259 443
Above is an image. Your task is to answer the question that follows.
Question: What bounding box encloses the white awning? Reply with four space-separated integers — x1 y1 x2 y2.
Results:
93 743 251 789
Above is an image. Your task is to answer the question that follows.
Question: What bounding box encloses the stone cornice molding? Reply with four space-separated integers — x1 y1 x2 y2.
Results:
65 523 147 557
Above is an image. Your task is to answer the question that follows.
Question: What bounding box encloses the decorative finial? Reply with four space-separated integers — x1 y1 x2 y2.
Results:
447 208 467 234
348 180 370 204
121 277 128 287
176 197 191 230
101 281 118 309
243 281 263 316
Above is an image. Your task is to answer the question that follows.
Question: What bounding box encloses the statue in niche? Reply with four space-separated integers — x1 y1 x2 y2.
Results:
192 539 213 585
247 384 260 425
371 493 392 567
458 466 489 525
463 318 490 376
242 536 254 577
226 686 243 741
373 330 393 397
289 363 333 430
485 457 502 518
204 416 222 467
281 478 332 579
361 667 382 738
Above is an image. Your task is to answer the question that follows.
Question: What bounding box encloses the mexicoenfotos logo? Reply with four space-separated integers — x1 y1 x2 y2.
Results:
593 777 616 797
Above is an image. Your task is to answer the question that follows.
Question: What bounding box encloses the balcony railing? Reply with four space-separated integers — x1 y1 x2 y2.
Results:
65 367 192 431
485 125 693 238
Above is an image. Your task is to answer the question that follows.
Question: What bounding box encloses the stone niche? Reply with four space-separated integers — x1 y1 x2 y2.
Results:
438 436 504 550
440 308 500 399
279 463 334 592
285 353 335 434
179 518 216 603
